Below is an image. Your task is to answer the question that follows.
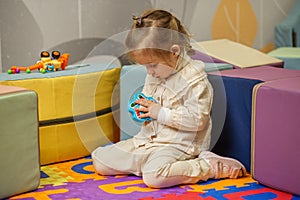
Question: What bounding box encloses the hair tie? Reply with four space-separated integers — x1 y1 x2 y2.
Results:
132 15 142 26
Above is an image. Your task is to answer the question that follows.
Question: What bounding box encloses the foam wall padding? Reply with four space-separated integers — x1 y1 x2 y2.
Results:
0 86 40 199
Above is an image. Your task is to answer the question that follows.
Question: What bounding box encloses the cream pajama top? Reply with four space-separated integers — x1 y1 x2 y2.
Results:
133 54 213 157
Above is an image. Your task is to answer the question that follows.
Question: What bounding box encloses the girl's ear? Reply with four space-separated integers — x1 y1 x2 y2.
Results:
170 45 180 56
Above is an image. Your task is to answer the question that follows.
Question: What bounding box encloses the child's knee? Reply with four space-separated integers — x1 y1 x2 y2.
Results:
92 159 111 175
92 152 114 175
143 172 167 188
142 163 176 188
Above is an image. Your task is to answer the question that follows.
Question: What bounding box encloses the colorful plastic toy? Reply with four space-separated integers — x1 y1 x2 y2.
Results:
8 51 69 74
128 92 156 122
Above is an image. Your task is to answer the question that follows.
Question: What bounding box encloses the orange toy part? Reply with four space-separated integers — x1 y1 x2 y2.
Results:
58 53 70 70
11 62 43 71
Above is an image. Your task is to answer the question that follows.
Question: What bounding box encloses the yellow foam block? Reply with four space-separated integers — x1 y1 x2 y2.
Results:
39 112 118 165
0 67 121 165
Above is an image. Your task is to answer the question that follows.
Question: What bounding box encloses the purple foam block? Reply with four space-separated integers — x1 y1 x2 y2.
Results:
252 77 300 196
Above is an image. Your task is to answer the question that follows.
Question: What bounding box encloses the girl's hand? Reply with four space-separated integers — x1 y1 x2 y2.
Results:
135 99 161 119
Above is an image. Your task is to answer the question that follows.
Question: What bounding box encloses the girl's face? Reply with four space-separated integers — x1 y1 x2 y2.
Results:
132 50 178 79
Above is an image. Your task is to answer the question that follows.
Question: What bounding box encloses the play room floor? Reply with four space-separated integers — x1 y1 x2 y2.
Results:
7 156 300 200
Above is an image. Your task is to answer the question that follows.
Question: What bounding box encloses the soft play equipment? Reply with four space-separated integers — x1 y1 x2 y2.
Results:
202 62 233 72
192 39 283 68
0 57 121 165
8 155 300 199
252 77 300 196
268 47 300 70
0 85 40 199
275 0 300 48
209 66 300 171
120 65 147 140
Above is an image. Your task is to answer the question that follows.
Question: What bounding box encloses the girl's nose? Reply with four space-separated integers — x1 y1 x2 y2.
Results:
146 67 154 75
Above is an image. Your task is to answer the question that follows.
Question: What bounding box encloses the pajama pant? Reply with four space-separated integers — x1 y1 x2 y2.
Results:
92 138 213 188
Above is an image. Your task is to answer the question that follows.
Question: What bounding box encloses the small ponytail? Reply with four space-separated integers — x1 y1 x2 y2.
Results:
132 15 142 27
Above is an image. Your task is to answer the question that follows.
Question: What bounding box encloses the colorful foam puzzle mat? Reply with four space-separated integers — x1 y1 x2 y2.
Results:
6 156 300 200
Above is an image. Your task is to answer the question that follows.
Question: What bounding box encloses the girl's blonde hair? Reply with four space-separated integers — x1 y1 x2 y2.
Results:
125 9 194 60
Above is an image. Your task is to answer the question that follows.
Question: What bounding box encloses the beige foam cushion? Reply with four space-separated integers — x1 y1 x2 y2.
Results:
192 39 282 68
0 85 26 95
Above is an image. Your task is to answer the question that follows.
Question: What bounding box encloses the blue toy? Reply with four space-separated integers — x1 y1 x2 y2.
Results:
45 63 55 72
128 92 156 122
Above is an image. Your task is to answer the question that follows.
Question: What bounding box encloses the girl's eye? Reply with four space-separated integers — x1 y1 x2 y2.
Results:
150 64 157 68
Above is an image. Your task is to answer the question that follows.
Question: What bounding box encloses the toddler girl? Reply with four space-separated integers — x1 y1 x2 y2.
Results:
92 9 246 188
